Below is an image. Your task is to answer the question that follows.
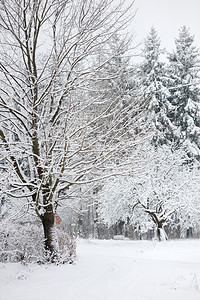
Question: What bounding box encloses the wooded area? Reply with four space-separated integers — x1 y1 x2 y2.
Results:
0 0 200 263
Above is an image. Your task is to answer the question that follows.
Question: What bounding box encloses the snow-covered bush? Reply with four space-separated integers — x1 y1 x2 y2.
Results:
57 230 76 264
0 221 76 264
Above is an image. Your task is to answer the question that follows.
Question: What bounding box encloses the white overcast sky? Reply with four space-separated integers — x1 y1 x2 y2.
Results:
132 0 200 56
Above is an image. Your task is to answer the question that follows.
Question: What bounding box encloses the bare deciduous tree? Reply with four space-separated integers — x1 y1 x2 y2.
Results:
0 0 145 260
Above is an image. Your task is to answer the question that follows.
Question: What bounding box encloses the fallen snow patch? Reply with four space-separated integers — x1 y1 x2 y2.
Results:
0 239 200 300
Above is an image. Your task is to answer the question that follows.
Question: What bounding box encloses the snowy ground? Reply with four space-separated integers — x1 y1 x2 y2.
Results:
0 239 200 300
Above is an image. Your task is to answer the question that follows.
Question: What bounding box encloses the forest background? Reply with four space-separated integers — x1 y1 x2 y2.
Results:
0 0 200 264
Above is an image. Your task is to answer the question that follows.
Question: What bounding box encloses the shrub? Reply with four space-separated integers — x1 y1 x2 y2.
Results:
0 220 76 264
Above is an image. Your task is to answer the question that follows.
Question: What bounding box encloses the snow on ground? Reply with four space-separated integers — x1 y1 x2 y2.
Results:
0 239 200 300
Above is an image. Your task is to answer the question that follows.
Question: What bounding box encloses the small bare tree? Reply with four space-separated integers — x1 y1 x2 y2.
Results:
0 0 145 260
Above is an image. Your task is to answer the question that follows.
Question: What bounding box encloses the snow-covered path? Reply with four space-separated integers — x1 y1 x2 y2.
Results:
0 239 200 300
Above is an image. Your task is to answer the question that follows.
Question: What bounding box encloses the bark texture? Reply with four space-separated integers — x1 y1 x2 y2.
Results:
41 204 58 261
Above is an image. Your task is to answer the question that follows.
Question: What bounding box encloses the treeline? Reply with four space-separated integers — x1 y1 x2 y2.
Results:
57 26 200 241
1 23 200 243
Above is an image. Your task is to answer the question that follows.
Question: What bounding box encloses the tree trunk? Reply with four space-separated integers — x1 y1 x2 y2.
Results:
186 227 193 238
156 222 168 241
147 211 167 242
93 203 99 239
41 204 58 262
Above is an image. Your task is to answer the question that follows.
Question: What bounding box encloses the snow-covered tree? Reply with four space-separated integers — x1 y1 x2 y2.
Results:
166 26 200 158
136 27 170 145
98 34 134 98
0 0 144 261
98 144 200 241
89 33 137 138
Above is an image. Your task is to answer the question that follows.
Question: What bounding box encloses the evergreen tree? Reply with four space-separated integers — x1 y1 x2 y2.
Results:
93 34 135 109
167 26 200 158
137 27 170 145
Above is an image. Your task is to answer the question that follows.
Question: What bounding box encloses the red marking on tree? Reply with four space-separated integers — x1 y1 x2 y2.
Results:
55 215 61 224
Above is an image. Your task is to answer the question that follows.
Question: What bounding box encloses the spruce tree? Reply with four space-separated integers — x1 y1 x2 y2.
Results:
167 26 200 158
137 27 170 145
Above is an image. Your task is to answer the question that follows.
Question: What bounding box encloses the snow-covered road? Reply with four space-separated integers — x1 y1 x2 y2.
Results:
0 239 200 300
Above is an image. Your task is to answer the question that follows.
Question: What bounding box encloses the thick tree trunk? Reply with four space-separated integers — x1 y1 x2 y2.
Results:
41 204 58 261
156 222 167 241
147 211 167 241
